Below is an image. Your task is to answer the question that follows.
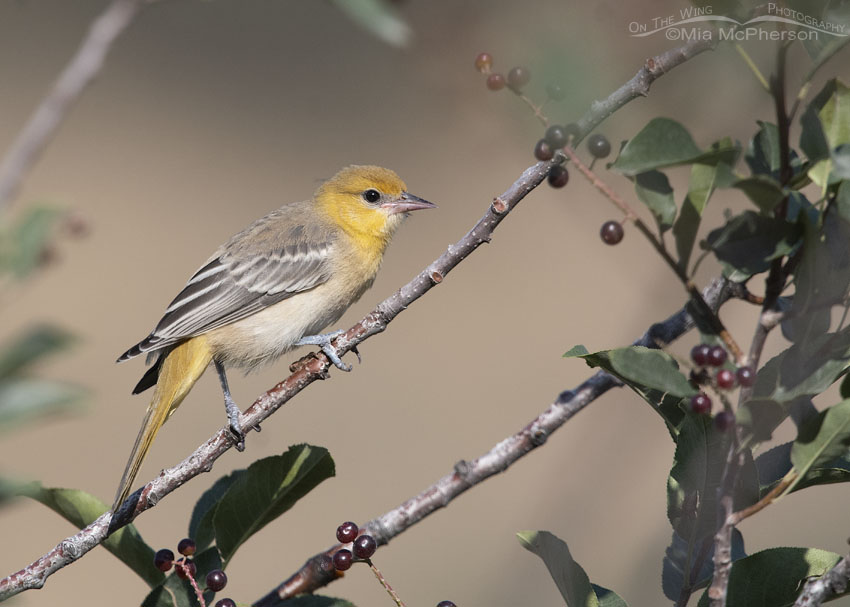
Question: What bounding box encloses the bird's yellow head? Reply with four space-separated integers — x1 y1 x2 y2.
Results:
315 165 435 256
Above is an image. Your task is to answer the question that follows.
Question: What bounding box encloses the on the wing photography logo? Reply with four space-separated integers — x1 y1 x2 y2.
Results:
628 4 848 42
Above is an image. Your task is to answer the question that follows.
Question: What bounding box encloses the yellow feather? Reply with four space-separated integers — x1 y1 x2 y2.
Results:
113 336 213 510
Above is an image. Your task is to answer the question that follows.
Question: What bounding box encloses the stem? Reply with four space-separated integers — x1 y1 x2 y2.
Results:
368 561 406 607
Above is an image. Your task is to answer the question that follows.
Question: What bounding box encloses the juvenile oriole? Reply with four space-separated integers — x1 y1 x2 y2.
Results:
113 165 435 511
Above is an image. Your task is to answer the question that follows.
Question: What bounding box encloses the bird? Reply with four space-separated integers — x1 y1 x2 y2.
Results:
112 165 435 513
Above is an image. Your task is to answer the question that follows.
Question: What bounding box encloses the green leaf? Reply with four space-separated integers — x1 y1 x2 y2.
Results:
832 143 850 180
188 472 240 553
141 547 221 607
746 121 781 176
328 0 411 47
733 176 786 212
634 170 676 232
791 399 850 488
836 180 850 225
662 529 746 601
3 206 63 278
213 445 334 565
517 531 598 607
566 346 695 431
611 118 704 176
14 481 162 587
706 211 801 279
592 584 628 607
0 325 75 378
0 377 86 432
801 79 850 188
696 547 843 607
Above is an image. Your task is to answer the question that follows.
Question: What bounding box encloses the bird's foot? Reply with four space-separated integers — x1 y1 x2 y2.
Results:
295 330 355 372
225 396 246 451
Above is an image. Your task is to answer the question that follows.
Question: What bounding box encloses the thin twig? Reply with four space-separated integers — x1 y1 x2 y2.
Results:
368 561 406 607
0 0 146 211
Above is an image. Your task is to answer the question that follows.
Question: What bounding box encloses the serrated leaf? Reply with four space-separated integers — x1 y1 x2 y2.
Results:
706 210 801 279
0 377 86 432
611 118 704 176
733 176 786 212
14 481 162 587
791 399 850 488
329 0 411 47
634 170 676 232
517 531 598 607
213 445 334 565
662 529 746 601
0 325 75 378
696 547 843 607
188 472 240 553
141 547 221 607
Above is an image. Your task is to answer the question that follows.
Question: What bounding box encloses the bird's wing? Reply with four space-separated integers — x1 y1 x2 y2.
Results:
118 217 334 362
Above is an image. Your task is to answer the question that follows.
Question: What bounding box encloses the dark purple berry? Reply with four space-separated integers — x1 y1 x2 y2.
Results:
690 393 712 415
547 164 569 188
689 368 710 387
736 366 756 387
333 549 353 571
474 52 493 73
176 559 196 580
546 82 566 101
707 346 728 367
691 344 711 367
437 602 458 607
215 600 236 607
544 124 569 148
714 410 735 432
507 66 531 90
486 73 505 91
153 549 174 572
177 538 196 557
587 133 611 158
716 368 736 390
534 139 554 161
206 569 228 592
600 221 624 245
336 521 359 544
352 534 377 559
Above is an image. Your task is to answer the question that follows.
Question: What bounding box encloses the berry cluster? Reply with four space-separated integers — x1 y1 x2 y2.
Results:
687 344 756 431
331 521 378 571
153 538 233 607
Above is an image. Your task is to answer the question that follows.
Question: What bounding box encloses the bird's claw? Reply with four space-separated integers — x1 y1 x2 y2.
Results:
295 330 355 372
229 423 246 451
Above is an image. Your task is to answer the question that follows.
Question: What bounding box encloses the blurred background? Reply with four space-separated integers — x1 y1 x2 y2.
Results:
1 1 849 606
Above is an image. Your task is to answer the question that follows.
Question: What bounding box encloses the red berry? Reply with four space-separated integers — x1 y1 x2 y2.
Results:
691 344 711 367
600 221 624 245
544 124 569 148
546 82 566 101
177 538 196 557
486 73 505 91
333 549 353 571
507 66 531 90
206 569 228 592
215 600 236 607
716 368 736 390
587 133 611 158
736 366 756 387
690 393 712 415
352 534 377 559
336 521 359 544
547 165 569 188
707 346 728 367
153 549 174 572
714 410 735 432
534 139 554 161
474 52 493 73
176 559 196 580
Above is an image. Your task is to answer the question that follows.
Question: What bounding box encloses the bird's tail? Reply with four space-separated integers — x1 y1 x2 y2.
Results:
112 335 213 512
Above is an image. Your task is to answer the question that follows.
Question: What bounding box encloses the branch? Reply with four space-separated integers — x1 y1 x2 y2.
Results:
254 278 734 604
0 0 145 212
0 157 559 601
794 551 850 607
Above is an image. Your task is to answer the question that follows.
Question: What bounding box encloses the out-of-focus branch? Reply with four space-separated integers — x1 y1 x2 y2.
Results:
254 278 735 604
0 0 146 211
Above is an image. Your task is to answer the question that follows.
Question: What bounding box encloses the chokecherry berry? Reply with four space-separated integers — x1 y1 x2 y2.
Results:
486 73 505 91
333 549 354 571
689 368 710 387
437 602 458 607
544 124 569 148
707 346 728 367
176 559 197 580
716 368 736 390
206 569 228 592
547 165 569 188
600 221 624 245
215 599 236 607
546 82 566 101
534 139 554 161
153 549 174 573
690 344 711 367
474 52 493 73
177 538 196 557
336 521 359 544
690 393 712 415
587 133 612 158
352 534 378 559
736 366 756 387
507 66 531 90
714 410 735 432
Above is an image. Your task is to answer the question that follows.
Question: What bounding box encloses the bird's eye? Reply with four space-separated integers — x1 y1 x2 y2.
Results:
362 189 381 204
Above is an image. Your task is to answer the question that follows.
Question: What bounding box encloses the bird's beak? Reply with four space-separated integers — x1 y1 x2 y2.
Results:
381 192 437 215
